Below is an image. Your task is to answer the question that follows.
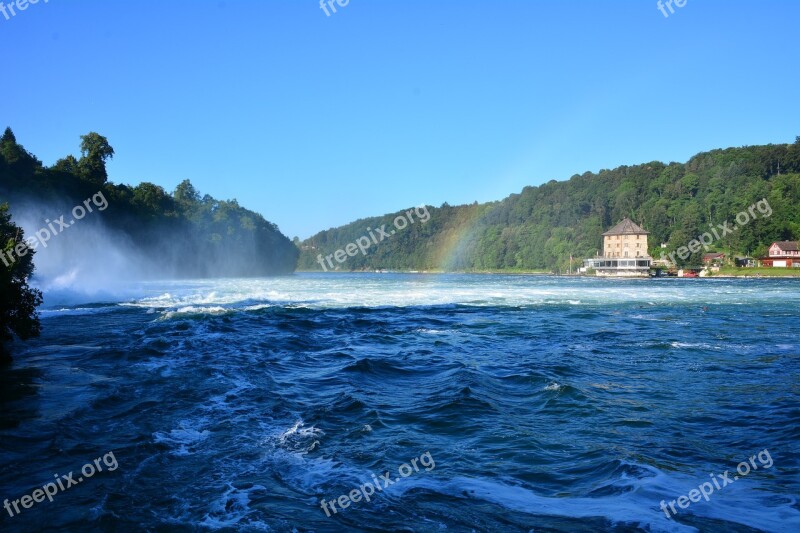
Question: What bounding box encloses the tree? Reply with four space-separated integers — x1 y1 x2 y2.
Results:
52 155 80 174
0 127 41 190
0 127 22 163
0 204 43 364
174 179 201 215
132 182 174 216
174 179 200 204
78 132 115 186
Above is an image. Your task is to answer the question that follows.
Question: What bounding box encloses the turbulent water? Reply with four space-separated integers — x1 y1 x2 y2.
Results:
1 274 799 532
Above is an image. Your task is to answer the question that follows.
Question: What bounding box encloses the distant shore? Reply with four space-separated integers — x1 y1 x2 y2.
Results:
295 269 554 275
708 267 800 278
296 268 800 278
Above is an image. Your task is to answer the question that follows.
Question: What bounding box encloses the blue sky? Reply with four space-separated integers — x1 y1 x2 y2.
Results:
1 0 798 238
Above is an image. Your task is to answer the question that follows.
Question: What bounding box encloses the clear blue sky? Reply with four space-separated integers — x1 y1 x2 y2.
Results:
2 0 798 238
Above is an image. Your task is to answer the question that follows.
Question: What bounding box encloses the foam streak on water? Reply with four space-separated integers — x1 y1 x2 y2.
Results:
1 273 799 532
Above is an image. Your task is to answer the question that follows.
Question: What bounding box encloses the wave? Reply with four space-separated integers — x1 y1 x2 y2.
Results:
387 464 800 532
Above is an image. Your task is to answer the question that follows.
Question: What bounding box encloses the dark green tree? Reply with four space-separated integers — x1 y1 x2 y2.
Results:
78 132 115 186
0 128 41 191
0 127 25 164
0 204 43 364
53 155 80 174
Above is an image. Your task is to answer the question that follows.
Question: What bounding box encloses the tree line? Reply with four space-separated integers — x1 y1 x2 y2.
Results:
299 139 800 271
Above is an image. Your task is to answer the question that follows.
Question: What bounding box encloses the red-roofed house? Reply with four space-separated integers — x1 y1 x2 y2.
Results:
761 241 800 268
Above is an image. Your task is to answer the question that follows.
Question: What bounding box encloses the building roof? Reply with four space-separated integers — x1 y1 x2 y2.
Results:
703 253 725 260
602 217 650 236
771 241 799 251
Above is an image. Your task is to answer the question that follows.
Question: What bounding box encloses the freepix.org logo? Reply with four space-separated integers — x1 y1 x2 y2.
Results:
0 0 49 23
3 451 119 519
320 0 349 18
657 0 688 19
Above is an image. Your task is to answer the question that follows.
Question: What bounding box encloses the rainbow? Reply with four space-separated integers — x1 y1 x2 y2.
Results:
429 205 489 271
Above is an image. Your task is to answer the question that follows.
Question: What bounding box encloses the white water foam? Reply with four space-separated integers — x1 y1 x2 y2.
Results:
153 419 211 456
38 273 800 313
386 464 800 532
201 483 270 530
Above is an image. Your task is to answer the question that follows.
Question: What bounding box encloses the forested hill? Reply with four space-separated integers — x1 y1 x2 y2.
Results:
299 139 800 272
0 128 298 278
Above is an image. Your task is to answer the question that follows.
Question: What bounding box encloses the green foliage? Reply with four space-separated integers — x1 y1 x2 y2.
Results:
78 132 115 186
0 204 43 361
174 179 201 209
0 128 298 279
0 128 41 192
300 141 800 271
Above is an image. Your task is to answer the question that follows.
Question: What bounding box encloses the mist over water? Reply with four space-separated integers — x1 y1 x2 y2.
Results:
8 197 294 306
11 200 158 304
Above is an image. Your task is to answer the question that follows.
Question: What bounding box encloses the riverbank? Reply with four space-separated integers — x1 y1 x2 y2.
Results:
709 267 800 278
295 269 554 275
297 268 800 278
